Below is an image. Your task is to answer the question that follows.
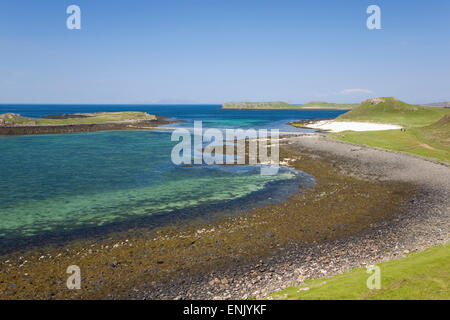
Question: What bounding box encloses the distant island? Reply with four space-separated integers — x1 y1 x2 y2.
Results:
0 111 172 135
222 101 292 109
222 101 357 110
422 102 450 108
296 101 358 109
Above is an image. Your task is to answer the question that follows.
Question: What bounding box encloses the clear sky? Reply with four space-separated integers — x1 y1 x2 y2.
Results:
0 0 449 104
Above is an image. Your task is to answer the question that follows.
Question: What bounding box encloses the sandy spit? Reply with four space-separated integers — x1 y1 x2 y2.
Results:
303 120 403 132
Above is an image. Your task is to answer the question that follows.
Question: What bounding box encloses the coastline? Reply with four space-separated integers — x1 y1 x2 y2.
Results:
143 135 450 299
0 116 177 136
1 134 448 299
0 165 309 256
290 119 403 132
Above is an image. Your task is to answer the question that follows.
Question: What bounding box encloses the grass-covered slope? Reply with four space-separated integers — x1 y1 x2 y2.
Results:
0 112 157 126
331 98 450 163
415 114 450 149
337 97 449 127
269 244 449 300
330 128 450 163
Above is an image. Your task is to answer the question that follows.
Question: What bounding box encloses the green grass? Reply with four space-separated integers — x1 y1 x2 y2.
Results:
330 127 450 163
337 97 450 127
330 98 450 163
0 112 156 125
269 244 450 300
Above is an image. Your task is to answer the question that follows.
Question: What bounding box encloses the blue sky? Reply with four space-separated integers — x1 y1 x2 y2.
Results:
0 0 449 104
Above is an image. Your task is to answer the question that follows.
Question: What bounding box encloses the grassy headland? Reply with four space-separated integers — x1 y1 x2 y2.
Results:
337 97 449 127
270 244 449 300
0 111 172 136
0 112 157 126
330 98 450 163
222 101 356 110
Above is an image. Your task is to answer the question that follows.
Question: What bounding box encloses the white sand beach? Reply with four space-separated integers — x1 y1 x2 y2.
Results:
304 120 403 132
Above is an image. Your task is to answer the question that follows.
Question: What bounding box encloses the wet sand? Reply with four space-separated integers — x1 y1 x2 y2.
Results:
0 134 448 299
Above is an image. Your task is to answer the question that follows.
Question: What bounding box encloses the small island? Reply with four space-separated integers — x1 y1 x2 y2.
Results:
222 101 292 109
423 101 450 108
296 101 358 110
0 111 172 135
222 101 357 110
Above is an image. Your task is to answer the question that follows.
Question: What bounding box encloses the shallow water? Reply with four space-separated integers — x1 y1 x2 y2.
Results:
0 105 345 243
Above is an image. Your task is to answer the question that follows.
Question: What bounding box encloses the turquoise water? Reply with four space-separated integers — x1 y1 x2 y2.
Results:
0 130 309 242
0 105 345 248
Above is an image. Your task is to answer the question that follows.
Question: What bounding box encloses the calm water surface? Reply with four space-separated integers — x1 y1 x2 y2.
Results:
0 105 346 245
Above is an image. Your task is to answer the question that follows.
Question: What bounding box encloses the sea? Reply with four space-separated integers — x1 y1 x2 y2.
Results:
0 104 347 249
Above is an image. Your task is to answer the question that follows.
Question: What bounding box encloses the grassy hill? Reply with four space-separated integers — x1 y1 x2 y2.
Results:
423 113 450 130
331 98 450 163
337 97 449 127
415 114 450 149
269 244 449 300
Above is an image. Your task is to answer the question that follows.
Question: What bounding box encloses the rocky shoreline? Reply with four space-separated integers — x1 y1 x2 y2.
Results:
0 135 448 299
145 180 448 300
132 135 450 299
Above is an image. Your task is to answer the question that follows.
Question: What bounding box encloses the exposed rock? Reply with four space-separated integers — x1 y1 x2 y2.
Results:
368 98 386 105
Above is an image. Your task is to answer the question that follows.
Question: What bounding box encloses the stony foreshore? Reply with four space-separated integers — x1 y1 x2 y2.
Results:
0 135 448 299
144 135 450 299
